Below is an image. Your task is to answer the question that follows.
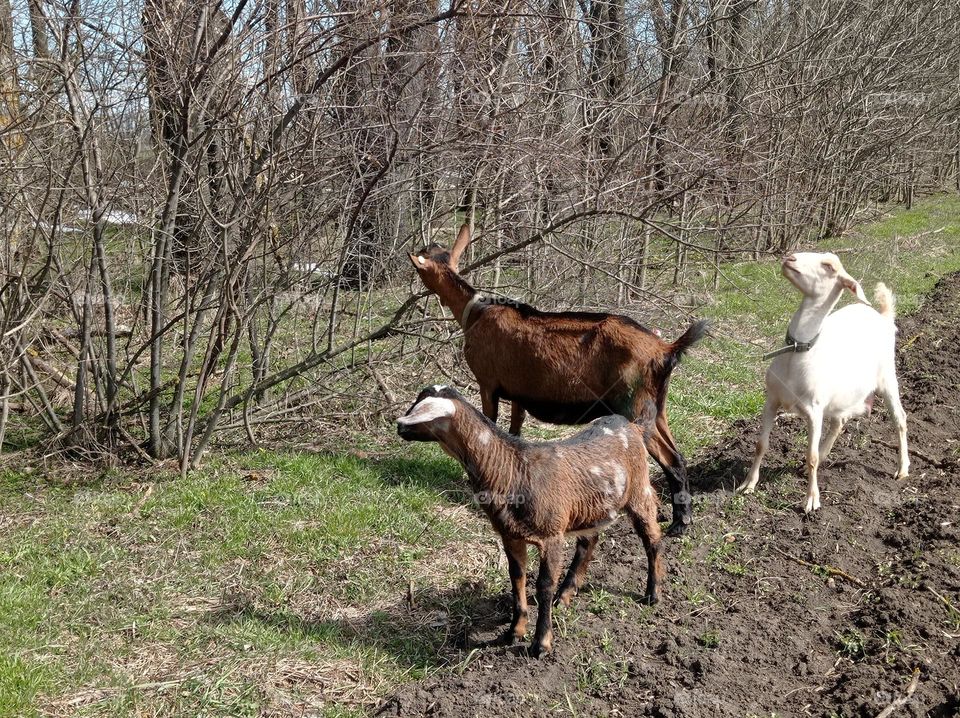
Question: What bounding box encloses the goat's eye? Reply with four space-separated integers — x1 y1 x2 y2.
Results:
821 262 836 274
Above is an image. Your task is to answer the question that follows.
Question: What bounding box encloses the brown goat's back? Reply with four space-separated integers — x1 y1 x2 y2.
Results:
464 305 670 424
511 416 652 540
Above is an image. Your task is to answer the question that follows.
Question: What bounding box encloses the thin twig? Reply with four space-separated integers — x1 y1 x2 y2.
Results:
873 438 953 470
874 667 920 718
927 585 960 623
899 332 923 351
369 365 397 406
772 547 866 587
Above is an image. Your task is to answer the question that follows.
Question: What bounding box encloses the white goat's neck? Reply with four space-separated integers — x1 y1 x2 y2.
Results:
788 284 844 343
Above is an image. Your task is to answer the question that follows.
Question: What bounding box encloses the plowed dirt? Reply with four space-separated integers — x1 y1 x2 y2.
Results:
379 273 960 718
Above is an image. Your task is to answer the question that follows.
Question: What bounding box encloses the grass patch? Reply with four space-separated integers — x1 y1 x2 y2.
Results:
0 449 499 716
2 195 960 715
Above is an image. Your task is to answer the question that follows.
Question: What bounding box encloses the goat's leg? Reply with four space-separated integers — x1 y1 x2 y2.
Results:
627 490 664 605
740 395 778 494
880 378 910 479
819 417 844 458
554 535 598 607
803 408 824 513
645 412 692 537
500 537 528 644
479 388 499 425
508 401 527 436
530 539 563 657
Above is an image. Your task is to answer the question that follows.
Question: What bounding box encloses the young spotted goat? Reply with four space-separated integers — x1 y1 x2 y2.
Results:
740 252 910 512
410 225 708 536
397 385 663 657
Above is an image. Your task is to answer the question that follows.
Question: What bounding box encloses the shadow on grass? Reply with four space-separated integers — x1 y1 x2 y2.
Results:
367 454 465 495
205 579 514 673
687 455 745 495
303 446 467 497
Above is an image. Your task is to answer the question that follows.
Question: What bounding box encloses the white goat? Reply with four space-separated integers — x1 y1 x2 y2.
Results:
740 252 909 513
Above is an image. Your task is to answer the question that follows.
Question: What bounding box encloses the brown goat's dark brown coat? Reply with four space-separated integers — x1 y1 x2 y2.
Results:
409 229 707 535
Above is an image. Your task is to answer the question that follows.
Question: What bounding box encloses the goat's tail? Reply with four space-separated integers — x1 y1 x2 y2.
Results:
667 319 710 363
874 283 896 319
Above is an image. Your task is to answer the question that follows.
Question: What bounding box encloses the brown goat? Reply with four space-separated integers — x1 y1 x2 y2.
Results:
409 225 708 536
397 385 663 657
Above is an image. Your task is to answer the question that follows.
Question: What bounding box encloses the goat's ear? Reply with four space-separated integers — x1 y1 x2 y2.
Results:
409 252 427 269
839 273 871 305
449 224 471 271
397 396 456 425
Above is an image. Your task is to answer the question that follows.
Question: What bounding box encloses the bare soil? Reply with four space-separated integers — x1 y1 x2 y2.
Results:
377 273 960 718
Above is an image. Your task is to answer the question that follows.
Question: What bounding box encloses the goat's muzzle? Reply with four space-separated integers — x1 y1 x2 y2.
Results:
396 421 436 443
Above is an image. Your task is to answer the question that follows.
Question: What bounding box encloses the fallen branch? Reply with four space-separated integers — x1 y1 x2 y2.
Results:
772 547 866 588
57 324 132 339
874 667 920 718
873 438 953 470
117 425 155 464
47 330 81 358
369 365 397 406
26 354 76 392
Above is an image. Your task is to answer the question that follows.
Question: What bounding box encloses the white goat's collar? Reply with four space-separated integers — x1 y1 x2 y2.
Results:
461 294 486 329
762 330 820 360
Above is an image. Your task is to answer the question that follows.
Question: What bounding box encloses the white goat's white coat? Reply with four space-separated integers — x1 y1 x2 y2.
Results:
740 252 910 513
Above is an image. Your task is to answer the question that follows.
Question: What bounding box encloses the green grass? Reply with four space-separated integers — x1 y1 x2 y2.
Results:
0 449 498 716
3 194 960 716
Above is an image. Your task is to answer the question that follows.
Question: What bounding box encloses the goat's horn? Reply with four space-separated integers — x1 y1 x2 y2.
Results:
450 224 472 270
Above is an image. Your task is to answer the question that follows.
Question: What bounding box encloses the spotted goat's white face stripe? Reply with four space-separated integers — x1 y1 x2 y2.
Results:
397 397 456 425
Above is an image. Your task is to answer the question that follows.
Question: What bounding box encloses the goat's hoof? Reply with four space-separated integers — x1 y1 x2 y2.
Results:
666 519 690 538
494 627 525 646
737 483 756 495
553 591 574 608
638 592 659 607
802 497 821 514
895 470 909 481
528 640 552 658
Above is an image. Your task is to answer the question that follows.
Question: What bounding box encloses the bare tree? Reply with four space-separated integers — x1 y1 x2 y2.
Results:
0 0 956 467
